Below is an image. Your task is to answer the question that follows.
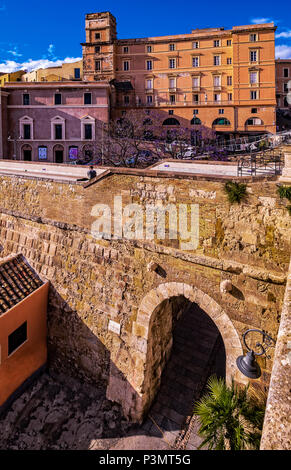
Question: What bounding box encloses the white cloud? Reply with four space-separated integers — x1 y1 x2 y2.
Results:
0 57 82 73
275 45 291 59
276 30 291 39
251 17 273 24
7 47 22 58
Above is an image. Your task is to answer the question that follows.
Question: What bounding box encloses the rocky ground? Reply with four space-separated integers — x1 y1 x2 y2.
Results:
0 372 133 451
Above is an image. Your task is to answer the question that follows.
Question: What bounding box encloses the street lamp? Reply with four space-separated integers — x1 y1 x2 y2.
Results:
236 329 275 379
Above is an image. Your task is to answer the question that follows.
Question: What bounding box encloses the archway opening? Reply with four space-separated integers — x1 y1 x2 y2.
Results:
145 295 226 429
54 145 64 163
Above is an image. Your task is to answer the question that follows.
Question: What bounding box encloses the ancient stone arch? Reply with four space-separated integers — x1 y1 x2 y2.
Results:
107 282 247 422
130 282 246 421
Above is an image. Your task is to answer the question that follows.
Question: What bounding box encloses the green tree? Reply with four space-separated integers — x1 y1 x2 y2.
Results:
193 376 266 450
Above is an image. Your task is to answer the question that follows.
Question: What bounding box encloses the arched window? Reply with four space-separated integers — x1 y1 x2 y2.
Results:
162 118 180 126
245 117 264 126
212 118 231 126
190 117 201 125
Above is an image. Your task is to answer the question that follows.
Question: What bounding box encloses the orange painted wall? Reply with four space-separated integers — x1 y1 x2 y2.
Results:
83 13 277 134
0 282 49 407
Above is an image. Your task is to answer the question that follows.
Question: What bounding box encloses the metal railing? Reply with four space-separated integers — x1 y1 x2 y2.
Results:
237 149 284 176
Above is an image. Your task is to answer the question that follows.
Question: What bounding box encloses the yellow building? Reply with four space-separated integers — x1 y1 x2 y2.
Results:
22 60 83 82
0 70 26 87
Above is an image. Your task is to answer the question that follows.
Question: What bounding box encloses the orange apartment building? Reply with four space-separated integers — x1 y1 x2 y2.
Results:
82 12 277 138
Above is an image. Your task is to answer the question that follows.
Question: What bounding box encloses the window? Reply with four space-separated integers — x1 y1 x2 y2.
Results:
250 90 258 100
54 93 62 105
169 77 176 89
123 46 129 53
169 58 176 69
146 60 153 71
123 61 129 71
169 110 174 115
193 109 199 114
147 45 152 53
214 55 221 66
250 71 258 84
95 33 101 40
146 79 153 90
84 124 92 140
214 93 221 102
170 94 176 104
84 93 92 105
251 108 258 113
23 94 30 105
214 40 220 47
228 92 233 101
8 322 27 356
95 46 101 53
147 95 153 104
219 109 224 114
192 56 199 67
227 76 232 86
284 83 288 93
23 124 31 139
55 124 62 140
124 95 130 104
95 60 101 71
284 68 289 78
250 33 258 42
214 75 221 87
192 76 199 88
227 39 232 46
250 50 258 62
246 118 263 125
213 118 230 126
193 94 199 103
227 57 232 65
74 68 81 79
169 43 175 51
193 41 199 49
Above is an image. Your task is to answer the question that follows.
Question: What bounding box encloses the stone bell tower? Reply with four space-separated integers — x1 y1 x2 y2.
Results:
81 12 117 82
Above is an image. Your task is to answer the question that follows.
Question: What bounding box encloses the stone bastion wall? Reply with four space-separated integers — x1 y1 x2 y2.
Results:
0 171 290 424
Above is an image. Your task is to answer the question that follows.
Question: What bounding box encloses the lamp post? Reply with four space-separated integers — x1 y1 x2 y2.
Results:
236 329 275 379
8 134 21 160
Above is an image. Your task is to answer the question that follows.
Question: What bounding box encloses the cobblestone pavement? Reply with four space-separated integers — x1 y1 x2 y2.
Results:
0 303 225 451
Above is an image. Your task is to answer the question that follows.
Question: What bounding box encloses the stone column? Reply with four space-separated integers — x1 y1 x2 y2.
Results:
279 144 291 183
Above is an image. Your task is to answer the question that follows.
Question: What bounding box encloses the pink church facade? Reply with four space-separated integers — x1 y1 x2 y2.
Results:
0 82 110 162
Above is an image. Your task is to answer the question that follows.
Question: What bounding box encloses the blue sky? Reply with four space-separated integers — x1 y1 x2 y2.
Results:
0 0 290 73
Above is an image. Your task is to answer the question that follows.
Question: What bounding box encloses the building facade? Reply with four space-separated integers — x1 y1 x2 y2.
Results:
1 82 110 162
82 12 277 136
0 70 26 87
22 60 83 83
275 59 291 130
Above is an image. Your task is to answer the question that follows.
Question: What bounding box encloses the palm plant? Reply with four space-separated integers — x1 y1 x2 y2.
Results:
193 376 266 450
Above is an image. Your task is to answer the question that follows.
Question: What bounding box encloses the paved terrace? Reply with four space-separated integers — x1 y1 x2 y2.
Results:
0 159 278 183
0 161 108 182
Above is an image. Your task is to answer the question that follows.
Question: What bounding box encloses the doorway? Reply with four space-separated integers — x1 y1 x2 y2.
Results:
55 150 64 163
23 150 32 161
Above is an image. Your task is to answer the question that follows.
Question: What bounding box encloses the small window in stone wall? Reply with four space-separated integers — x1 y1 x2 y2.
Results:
8 322 27 356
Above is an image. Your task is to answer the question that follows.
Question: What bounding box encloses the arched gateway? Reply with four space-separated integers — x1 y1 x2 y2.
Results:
107 282 247 423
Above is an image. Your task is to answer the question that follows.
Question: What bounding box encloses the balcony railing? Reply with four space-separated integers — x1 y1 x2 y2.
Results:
119 100 234 107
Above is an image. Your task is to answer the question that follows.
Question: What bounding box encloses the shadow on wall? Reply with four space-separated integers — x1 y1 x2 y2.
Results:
0 281 227 450
39 286 226 449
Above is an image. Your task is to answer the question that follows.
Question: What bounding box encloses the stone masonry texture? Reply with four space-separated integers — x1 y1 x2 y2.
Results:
0 172 290 423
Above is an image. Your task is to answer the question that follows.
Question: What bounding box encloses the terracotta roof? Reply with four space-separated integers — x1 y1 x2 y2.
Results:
0 254 43 315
